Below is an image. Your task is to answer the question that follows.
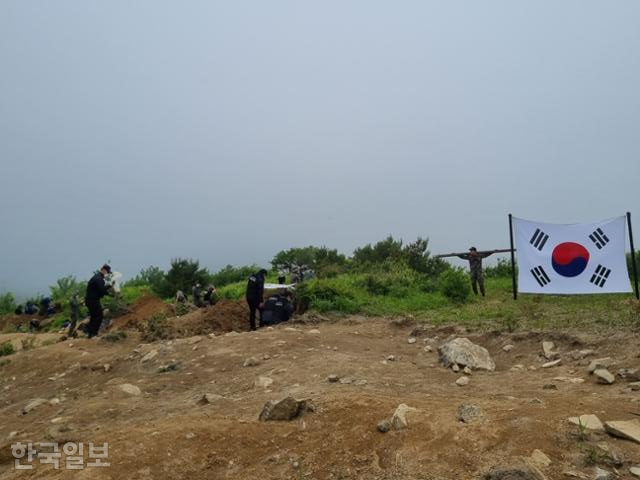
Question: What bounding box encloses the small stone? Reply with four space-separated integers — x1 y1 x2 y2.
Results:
456 376 470 386
208 333 216 339
407 337 417 344
353 379 368 386
588 358 612 374
243 357 260 367
308 329 321 334
377 420 391 433
200 393 223 404
543 384 557 390
542 341 558 360
503 344 514 352
568 414 604 431
458 404 482 423
259 397 308 421
630 467 640 478
594 369 615 385
255 376 274 388
594 467 614 480
542 359 561 368
22 398 48 414
530 449 551 468
452 363 460 373
339 377 354 384
386 355 396 362
8 431 18 440
423 345 433 353
185 432 196 439
619 368 640 382
391 403 417 430
49 398 61 406
103 364 111 372
327 374 339 383
141 350 158 363
463 366 472 375
118 384 142 396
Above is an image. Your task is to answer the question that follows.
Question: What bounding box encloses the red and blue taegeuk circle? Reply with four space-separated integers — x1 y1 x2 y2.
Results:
551 242 590 277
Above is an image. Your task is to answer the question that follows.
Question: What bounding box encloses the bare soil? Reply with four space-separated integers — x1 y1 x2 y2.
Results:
1 300 640 479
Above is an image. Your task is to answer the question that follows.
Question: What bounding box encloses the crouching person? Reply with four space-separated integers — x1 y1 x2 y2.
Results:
260 290 294 327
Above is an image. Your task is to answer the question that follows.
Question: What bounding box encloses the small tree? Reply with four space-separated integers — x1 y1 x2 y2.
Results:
159 258 210 298
0 293 16 315
211 264 259 287
125 266 166 295
50 275 85 303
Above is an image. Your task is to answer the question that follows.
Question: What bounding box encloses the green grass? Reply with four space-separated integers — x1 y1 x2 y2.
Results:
0 341 15 357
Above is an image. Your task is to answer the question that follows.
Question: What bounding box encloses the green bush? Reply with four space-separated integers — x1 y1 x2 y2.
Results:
484 258 516 278
438 268 471 303
0 341 15 357
140 313 171 342
0 292 17 315
210 265 259 287
159 258 211 299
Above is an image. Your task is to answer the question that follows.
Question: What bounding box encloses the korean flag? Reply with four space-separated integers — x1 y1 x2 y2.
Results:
514 216 632 294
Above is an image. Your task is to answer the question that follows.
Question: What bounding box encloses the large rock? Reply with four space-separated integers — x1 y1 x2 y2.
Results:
604 420 640 444
438 338 495 371
529 449 551 468
259 397 308 421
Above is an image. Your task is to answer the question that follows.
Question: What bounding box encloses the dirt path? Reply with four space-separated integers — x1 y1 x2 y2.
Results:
1 317 639 479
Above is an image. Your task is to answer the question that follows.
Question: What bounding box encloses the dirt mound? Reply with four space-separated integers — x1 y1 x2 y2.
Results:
109 294 171 330
168 299 249 336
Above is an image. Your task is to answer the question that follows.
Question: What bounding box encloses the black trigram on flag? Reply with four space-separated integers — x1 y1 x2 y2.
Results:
590 264 611 287
589 228 610 249
530 265 551 287
529 228 549 251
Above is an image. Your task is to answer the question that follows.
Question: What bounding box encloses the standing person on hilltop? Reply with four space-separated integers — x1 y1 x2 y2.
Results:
246 269 267 331
456 247 497 297
192 283 203 307
84 264 113 338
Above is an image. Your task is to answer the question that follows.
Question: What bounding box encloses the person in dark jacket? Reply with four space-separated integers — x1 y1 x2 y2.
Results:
246 269 267 331
261 290 294 326
84 264 113 338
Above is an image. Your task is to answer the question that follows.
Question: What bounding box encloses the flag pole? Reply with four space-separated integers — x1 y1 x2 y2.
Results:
627 212 639 300
508 214 517 300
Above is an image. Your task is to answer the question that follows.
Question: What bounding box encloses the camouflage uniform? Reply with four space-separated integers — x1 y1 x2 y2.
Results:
457 250 492 296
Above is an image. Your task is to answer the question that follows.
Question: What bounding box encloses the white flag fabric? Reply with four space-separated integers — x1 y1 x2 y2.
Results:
514 216 631 294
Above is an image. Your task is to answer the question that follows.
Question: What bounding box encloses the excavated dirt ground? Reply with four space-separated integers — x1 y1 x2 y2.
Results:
1 300 640 479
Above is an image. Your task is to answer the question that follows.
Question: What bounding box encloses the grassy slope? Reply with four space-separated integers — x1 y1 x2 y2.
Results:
220 274 640 332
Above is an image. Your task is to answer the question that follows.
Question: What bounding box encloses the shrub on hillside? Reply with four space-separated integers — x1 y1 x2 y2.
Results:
438 268 471 303
484 258 517 278
0 293 16 315
140 313 171 342
0 341 15 357
210 264 258 287
295 280 361 314
158 258 211 298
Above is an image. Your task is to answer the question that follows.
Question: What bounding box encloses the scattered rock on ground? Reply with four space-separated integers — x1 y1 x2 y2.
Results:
529 449 551 468
200 393 224 404
377 419 391 433
567 414 604 431
594 369 615 384
594 467 614 480
456 376 470 386
630 466 640 478
438 338 495 371
503 344 514 352
243 357 260 367
141 350 158 363
391 403 417 430
259 397 308 421
542 359 561 368
254 376 274 388
407 337 417 344
604 419 640 444
327 374 339 383
542 341 558 360
484 463 547 480
543 384 557 390
22 398 48 415
118 384 142 396
424 345 433 352
458 404 483 423
588 358 612 374
619 368 640 382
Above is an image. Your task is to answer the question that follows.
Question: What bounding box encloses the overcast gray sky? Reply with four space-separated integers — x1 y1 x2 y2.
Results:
1 1 639 297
